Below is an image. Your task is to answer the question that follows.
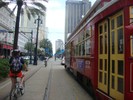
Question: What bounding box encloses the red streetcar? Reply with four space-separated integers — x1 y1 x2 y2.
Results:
65 0 133 100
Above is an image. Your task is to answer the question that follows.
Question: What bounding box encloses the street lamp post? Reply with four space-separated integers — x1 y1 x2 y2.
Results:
33 15 42 65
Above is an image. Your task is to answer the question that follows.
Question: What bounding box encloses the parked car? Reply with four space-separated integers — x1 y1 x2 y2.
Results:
61 57 65 65
23 56 30 60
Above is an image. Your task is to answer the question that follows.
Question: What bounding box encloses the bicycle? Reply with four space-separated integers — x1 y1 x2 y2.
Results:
9 76 25 100
44 60 47 67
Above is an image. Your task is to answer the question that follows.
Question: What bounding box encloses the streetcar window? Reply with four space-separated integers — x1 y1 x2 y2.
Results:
86 39 90 55
130 18 133 24
112 60 115 73
131 6 133 14
130 6 133 23
112 76 115 89
105 34 107 54
76 45 78 56
111 19 115 30
118 77 123 93
104 23 107 32
78 34 81 43
100 59 103 70
104 73 107 85
79 44 81 56
118 60 123 75
100 36 103 54
71 42 74 56
82 42 85 56
100 25 103 34
117 28 123 54
99 72 103 83
117 15 123 27
130 35 133 57
83 31 85 40
104 59 107 71
86 30 89 38
112 31 115 54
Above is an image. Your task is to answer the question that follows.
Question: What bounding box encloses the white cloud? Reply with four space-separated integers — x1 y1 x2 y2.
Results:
46 10 65 31
46 0 65 30
47 1 62 9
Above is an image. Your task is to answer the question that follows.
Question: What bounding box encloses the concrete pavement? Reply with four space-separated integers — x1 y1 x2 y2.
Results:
0 58 92 100
19 60 51 100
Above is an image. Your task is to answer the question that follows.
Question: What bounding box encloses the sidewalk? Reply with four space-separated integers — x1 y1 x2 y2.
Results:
0 60 49 100
19 60 52 100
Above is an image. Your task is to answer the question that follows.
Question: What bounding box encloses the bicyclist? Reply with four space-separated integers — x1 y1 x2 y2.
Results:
9 49 28 92
44 56 48 67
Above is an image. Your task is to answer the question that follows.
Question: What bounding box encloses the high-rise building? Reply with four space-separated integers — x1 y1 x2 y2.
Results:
55 39 64 52
65 0 91 42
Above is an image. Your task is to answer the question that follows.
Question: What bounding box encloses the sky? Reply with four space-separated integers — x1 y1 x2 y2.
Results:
46 0 96 54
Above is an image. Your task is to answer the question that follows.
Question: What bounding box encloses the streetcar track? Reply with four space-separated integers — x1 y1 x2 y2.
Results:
2 65 43 100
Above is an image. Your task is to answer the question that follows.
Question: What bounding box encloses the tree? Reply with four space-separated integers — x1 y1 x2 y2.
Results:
24 42 34 52
55 48 61 54
40 39 53 57
0 0 8 8
0 0 48 50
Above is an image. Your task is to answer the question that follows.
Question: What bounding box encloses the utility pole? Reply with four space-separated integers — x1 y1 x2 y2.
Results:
29 30 33 64
33 15 42 65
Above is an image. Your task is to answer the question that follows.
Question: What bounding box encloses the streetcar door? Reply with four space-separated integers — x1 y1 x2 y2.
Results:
98 20 108 93
109 12 124 100
98 11 124 100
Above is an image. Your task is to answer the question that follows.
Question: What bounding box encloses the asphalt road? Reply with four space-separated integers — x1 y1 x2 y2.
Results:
0 58 92 100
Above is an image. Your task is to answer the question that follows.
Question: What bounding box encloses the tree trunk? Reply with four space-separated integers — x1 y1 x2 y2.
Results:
13 0 23 50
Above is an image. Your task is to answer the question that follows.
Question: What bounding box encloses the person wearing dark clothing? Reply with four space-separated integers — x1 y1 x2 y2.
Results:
9 49 28 93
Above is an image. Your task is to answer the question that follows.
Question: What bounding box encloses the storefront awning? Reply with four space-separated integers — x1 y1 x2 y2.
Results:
2 44 13 50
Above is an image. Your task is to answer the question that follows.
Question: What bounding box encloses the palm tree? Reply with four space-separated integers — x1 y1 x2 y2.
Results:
0 0 48 49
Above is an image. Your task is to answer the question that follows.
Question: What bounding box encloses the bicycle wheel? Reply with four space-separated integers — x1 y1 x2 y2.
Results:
20 81 25 95
10 88 17 100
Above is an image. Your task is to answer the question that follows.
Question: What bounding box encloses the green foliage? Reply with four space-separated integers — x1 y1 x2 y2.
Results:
39 38 53 57
24 42 34 52
40 39 50 48
0 0 9 8
0 59 10 80
56 48 61 54
24 59 29 66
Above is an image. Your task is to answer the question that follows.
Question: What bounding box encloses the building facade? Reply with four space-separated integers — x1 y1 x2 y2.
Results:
18 32 29 53
0 6 15 57
55 39 64 52
20 9 47 50
65 0 91 42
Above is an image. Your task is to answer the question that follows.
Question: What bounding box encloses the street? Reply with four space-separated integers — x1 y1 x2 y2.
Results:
0 58 92 100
